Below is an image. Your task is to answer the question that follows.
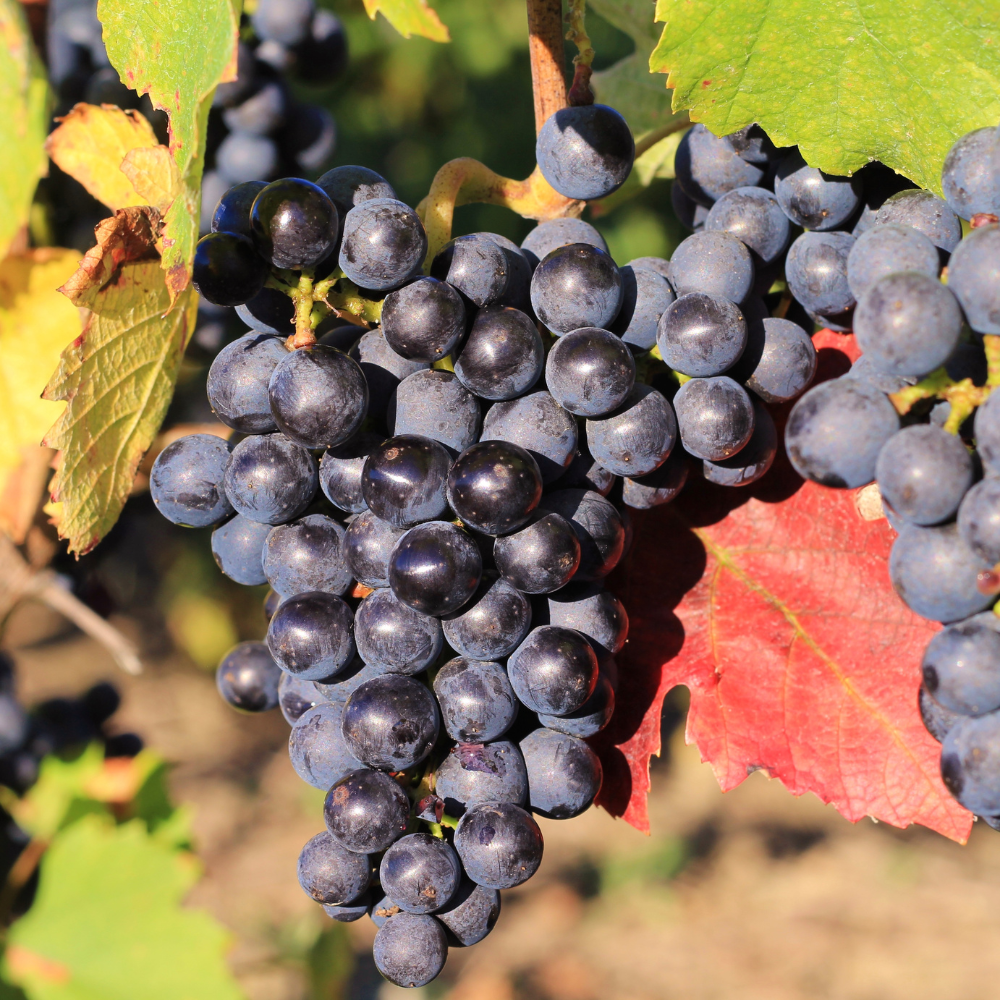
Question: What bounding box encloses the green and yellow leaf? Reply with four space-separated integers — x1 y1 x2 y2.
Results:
650 0 1000 192
43 210 195 555
362 0 450 42
97 0 241 296
4 815 243 1000
0 249 82 542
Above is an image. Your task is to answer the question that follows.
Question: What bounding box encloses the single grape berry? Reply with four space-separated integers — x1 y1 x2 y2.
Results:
216 641 281 712
920 683 961 743
289 702 362 790
727 317 817 404
211 180 267 238
538 673 615 738
773 151 861 230
317 165 397 217
958 478 1000 564
268 344 369 450
441 577 533 661
521 218 608 265
701 400 777 488
262 514 352 599
621 450 689 509
453 306 544 401
266 591 356 680
672 376 755 463
947 224 1000 335
432 657 519 743
922 620 1000 717
705 186 791 265
507 625 598 716
344 510 406 589
380 277 466 362
519 727 602 819
436 881 500 947
657 293 747 379
454 802 543 889
609 264 675 352
211 514 272 586
389 369 480 453
338 198 427 292
941 713 1000 815
361 434 450 528
372 912 448 989
535 104 635 201
207 333 288 434
296 831 371 906
223 433 318 525
323 768 410 854
430 234 509 307
237 287 296 337
545 327 635 417
784 231 856 320
388 521 482 617
323 893 372 924
249 178 339 270
435 741 529 814
846 223 940 301
585 384 676 478
941 127 998 221
480 391 578 484
673 124 765 206
785 378 899 488
150 433 233 528
379 833 462 914
192 232 268 307
354 587 443 675
494 512 581 594
341 674 440 770
319 431 382 514
667 230 754 304
447 440 542 535
544 582 628 656
529 243 623 335
350 329 429 424
539 489 625 582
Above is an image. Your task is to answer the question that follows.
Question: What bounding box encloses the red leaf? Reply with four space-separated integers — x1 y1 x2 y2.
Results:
593 330 974 843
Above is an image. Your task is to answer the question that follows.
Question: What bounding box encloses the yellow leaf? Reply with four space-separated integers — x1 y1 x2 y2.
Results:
121 144 177 215
0 249 82 541
45 103 163 212
362 0 450 42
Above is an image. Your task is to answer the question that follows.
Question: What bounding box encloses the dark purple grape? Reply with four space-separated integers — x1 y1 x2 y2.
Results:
774 151 861 230
674 123 765 206
341 674 440 770
354 587 443 674
297 831 370 905
388 521 482 617
267 591 356 680
288 702 361 790
922 620 1000 716
539 489 625 582
521 218 607 265
216 641 281 712
519 727 602 819
317 165 396 217
324 768 410 853
338 198 427 292
388 369 480 453
671 181 710 230
361 434 450 528
223 433 318 525
222 82 285 136
481 232 534 311
207 333 288 434
381 277 466 363
267 344 368 450
211 180 267 238
785 230 856 320
262 514 351 599
705 186 790 264
453 306 543 401
609 264 675 352
537 673 615 738
313 656 386 704
507 625 598 716
319 431 382 514
211 514 271 585
657 292 748 378
453 802 543 889
585 384 676 478
447 440 542 535
441 577 532 660
702 398 777 487
349 329 429 425
480 391 577 484
252 0 312 44
846 222 940 301
672 376 754 462
729 316 817 404
530 243 623 336
622 450 689 509
958 478 1000 564
323 892 372 923
436 881 500 947
430 234 508 307
250 178 339 269
278 672 321 725
344 510 406 588
372 912 448 989
150 433 233 528
237 287 295 337
544 582 628 656
380 833 462 914
876 189 962 254
434 741 528 814
494 513 581 594
667 230 754 303
192 232 268 306
535 104 634 200
545 327 635 417
941 713 1000 815
920 684 960 743
432 657 518 743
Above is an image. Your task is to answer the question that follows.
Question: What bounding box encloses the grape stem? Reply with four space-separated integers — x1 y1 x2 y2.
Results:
565 0 595 106
889 335 1000 434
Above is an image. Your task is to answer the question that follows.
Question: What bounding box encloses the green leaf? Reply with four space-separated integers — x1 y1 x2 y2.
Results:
4 816 244 1000
362 0 450 42
649 0 1000 193
96 0 239 296
0 0 50 261
43 209 196 555
590 0 687 137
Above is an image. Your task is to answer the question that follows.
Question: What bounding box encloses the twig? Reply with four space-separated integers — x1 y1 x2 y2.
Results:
633 116 693 158
526 0 568 134
565 0 594 106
